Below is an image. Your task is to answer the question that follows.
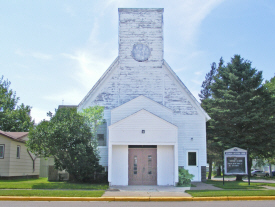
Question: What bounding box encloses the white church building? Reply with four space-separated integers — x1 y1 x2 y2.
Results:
77 8 210 186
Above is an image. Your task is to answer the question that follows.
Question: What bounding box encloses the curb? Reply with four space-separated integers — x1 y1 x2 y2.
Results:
0 196 275 201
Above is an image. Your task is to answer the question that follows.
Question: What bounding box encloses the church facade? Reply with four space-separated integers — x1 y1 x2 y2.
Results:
78 8 210 186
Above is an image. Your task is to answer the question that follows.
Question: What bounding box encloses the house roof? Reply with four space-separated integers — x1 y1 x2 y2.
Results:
0 130 28 143
58 105 78 109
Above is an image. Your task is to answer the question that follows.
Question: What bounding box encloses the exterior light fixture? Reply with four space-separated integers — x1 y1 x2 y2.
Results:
142 130 145 134
191 137 193 141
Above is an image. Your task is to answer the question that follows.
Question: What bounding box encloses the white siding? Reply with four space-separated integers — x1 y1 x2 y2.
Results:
0 136 11 176
98 147 108 166
8 141 40 177
0 135 40 177
109 110 177 144
111 145 128 185
157 145 174 185
111 96 173 124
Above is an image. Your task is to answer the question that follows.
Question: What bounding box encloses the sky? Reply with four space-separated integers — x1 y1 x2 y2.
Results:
1 0 275 124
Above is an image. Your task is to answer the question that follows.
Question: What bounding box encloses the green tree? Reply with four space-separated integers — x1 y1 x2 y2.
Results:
263 75 275 177
27 107 103 182
0 76 34 132
202 55 275 180
199 60 223 179
78 106 105 159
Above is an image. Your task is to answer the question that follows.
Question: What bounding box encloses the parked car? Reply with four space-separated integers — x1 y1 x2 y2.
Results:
272 171 275 176
251 170 269 177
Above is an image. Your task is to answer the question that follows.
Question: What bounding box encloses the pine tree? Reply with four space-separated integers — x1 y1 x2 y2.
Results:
201 55 275 180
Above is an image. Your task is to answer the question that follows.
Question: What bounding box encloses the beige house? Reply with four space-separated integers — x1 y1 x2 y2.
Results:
0 130 40 178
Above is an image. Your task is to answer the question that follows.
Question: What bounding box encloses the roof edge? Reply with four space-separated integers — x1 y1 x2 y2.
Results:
0 130 27 143
78 57 119 109
163 60 211 121
109 109 177 128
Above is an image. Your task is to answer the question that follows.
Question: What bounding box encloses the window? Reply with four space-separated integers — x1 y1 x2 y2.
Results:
188 152 196 166
16 145 20 159
133 156 137 174
96 122 107 146
148 155 152 174
0 145 4 159
97 134 105 146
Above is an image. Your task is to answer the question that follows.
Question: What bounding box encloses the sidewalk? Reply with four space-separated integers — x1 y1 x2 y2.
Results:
102 182 221 197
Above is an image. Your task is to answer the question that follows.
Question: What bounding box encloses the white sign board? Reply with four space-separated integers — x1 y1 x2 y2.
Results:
224 147 247 175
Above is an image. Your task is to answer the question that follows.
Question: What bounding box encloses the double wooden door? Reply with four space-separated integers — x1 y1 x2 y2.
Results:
128 148 157 185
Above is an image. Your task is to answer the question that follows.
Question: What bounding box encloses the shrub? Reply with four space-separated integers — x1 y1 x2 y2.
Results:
177 168 194 187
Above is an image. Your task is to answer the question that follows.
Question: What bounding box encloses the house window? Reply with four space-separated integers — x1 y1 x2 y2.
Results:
97 134 105 146
0 145 4 159
16 145 20 159
96 122 107 146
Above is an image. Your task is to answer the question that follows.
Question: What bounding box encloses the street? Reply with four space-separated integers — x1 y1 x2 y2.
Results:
0 201 274 207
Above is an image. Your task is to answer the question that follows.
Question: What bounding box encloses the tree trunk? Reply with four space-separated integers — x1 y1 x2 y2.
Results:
208 158 213 180
269 163 273 177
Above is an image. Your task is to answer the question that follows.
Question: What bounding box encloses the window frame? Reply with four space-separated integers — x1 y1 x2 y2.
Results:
16 145 21 159
0 144 5 159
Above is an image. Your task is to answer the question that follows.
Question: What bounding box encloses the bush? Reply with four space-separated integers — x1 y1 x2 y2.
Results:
177 168 194 187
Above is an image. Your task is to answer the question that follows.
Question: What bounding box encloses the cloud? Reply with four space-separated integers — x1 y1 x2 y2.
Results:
166 0 224 45
15 49 53 60
62 18 117 91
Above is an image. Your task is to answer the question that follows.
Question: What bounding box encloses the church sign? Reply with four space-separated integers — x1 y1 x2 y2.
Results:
224 147 247 175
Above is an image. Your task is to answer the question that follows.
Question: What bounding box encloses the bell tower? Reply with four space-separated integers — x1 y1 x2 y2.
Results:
118 8 164 68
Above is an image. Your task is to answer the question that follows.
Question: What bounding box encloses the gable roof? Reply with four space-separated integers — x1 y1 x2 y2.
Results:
109 109 177 129
78 57 210 121
163 60 210 121
0 130 28 143
78 57 119 109
111 95 173 125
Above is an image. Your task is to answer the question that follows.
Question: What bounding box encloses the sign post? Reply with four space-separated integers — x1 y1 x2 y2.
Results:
224 147 248 176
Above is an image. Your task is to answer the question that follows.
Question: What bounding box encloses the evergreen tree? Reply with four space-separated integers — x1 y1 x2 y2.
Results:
263 75 275 176
201 55 275 179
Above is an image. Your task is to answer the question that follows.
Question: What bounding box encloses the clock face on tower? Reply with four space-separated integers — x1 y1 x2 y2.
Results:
131 43 151 62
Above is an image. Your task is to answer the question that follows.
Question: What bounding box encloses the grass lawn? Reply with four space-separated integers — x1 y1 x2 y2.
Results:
186 190 275 197
0 190 105 197
206 180 275 189
0 178 108 190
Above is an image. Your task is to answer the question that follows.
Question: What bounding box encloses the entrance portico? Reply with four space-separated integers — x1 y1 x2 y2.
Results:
108 109 178 186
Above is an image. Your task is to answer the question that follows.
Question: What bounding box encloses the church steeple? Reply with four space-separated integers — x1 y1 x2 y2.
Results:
118 8 164 68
